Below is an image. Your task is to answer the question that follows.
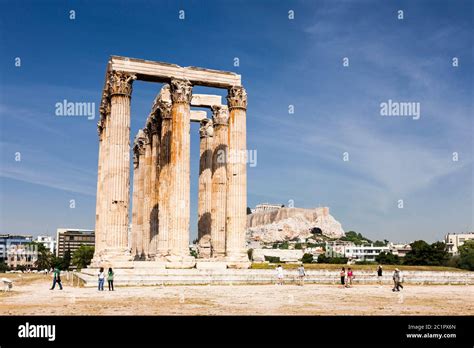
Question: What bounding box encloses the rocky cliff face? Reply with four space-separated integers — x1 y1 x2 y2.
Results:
246 207 345 243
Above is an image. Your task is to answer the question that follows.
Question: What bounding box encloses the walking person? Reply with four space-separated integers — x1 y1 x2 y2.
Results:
297 264 306 286
107 267 114 291
339 267 346 288
50 267 63 290
377 265 383 287
98 267 105 291
392 268 404 291
276 265 284 285
346 267 354 287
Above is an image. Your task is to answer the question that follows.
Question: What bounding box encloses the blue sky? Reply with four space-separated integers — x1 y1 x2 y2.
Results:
0 0 472 243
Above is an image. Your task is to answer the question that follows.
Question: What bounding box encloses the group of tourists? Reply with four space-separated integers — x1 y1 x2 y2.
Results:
339 267 355 288
275 263 405 291
98 267 115 291
275 264 306 286
49 266 115 291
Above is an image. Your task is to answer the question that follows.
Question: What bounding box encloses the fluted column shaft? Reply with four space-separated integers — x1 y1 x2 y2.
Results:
141 130 152 258
131 149 139 257
103 71 135 259
93 119 105 258
169 79 193 257
210 107 228 257
136 146 145 258
157 86 172 257
149 124 160 257
197 119 214 258
225 86 248 261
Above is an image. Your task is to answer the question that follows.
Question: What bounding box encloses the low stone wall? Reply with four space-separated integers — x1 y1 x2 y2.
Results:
77 268 474 287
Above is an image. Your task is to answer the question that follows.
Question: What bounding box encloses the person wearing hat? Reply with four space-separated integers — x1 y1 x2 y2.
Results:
392 268 404 291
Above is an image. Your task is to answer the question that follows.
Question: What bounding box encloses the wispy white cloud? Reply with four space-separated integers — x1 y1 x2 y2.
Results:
0 142 96 196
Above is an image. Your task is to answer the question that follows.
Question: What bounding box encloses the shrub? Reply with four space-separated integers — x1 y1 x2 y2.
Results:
301 253 313 263
0 262 9 273
247 248 253 261
264 256 281 263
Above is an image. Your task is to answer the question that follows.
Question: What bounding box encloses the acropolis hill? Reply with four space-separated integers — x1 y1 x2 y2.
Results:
247 207 345 244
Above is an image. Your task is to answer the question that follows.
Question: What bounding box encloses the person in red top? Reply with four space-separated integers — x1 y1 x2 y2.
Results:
346 267 354 287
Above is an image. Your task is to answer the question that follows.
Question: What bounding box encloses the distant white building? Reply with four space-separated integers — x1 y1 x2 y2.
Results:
35 235 56 254
253 203 283 214
444 232 474 255
389 243 412 257
344 244 390 262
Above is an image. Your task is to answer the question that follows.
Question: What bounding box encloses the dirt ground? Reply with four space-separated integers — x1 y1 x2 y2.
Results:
0 274 473 315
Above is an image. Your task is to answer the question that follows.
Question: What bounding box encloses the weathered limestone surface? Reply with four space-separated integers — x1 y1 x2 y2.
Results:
210 106 228 258
108 56 241 87
191 94 222 108
100 71 135 261
247 207 345 243
148 118 160 258
93 112 105 258
141 128 152 259
251 249 304 263
197 118 214 258
157 85 172 258
167 79 194 265
190 110 207 122
135 133 146 259
130 133 141 256
225 87 250 267
93 57 250 269
78 268 474 286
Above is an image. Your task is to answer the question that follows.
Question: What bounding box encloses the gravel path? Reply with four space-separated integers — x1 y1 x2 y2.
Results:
1 277 473 315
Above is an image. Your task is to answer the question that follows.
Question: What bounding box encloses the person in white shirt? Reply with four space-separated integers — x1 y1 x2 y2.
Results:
297 264 306 286
98 267 106 291
276 265 284 285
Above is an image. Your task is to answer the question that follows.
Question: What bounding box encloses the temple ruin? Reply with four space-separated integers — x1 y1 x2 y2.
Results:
92 56 250 269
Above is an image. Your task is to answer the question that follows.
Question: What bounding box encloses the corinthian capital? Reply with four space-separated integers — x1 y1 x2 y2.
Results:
134 129 146 156
211 105 229 126
108 71 137 97
158 85 172 119
227 86 247 110
170 78 193 104
199 118 214 138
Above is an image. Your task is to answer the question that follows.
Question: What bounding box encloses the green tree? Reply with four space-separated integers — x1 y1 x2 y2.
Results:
72 245 95 270
404 240 450 266
373 240 389 247
340 231 372 245
457 240 474 271
301 253 313 263
247 248 253 261
29 242 53 270
375 251 400 265
0 262 9 273
62 249 72 270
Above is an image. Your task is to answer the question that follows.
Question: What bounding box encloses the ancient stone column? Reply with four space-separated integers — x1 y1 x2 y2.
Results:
157 85 172 258
93 101 107 260
197 118 214 258
135 135 146 259
210 106 229 258
168 78 193 261
131 131 144 257
225 86 250 267
131 139 139 257
148 116 161 258
141 126 153 259
103 70 136 261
